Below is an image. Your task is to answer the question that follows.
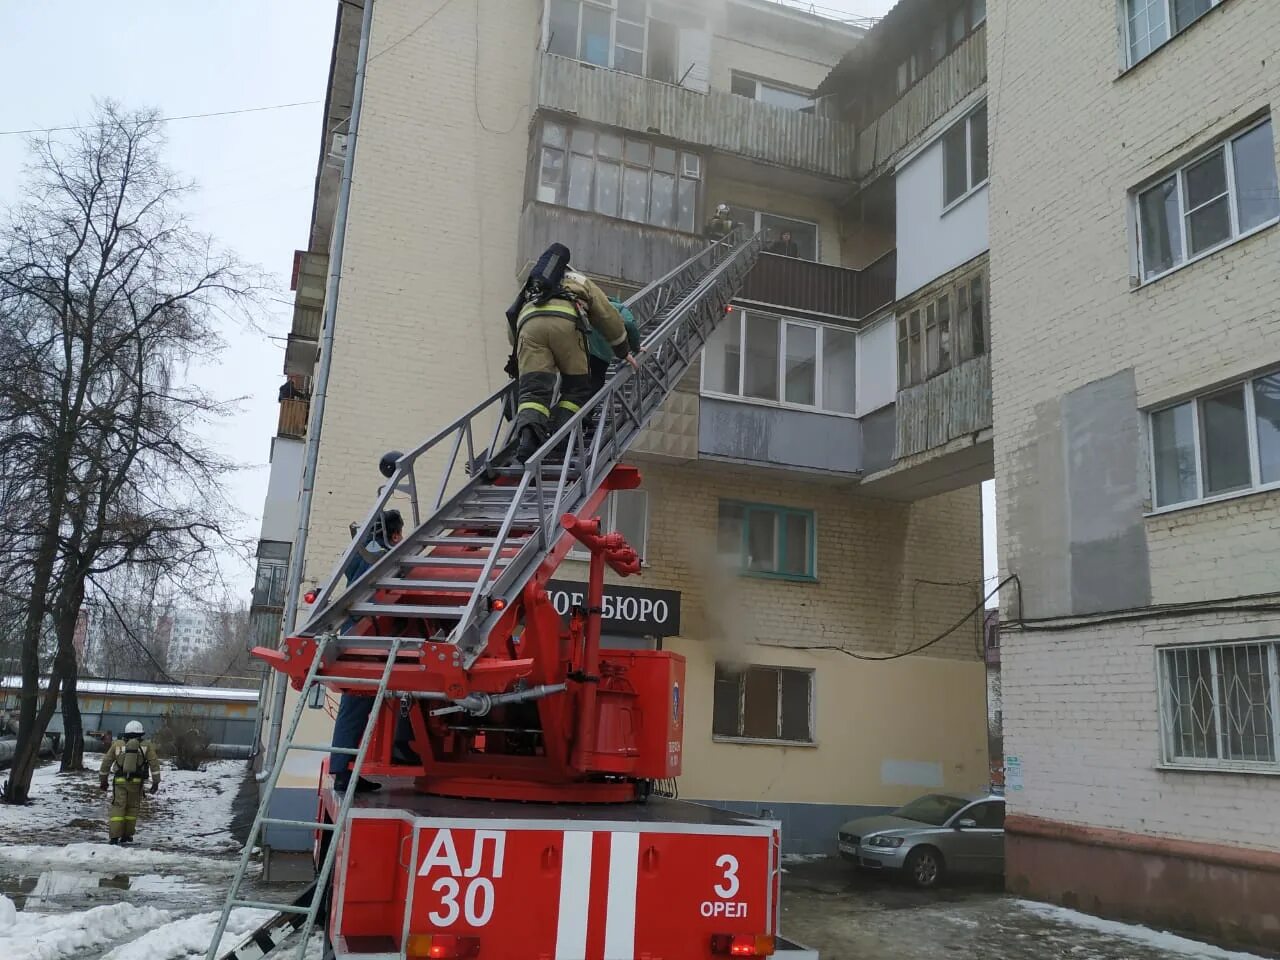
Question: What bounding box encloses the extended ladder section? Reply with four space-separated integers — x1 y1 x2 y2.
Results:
298 230 763 667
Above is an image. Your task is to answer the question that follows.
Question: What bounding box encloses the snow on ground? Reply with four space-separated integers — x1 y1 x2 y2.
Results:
0 893 171 960
3 758 247 853
0 841 235 875
99 907 274 960
1017 900 1270 960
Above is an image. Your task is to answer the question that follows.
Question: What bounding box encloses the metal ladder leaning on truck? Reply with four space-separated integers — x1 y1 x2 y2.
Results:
205 230 819 960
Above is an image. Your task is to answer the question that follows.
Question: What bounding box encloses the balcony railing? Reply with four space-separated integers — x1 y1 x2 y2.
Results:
738 248 896 320
894 353 991 459
537 52 858 180
856 24 987 178
518 203 706 289
278 398 308 439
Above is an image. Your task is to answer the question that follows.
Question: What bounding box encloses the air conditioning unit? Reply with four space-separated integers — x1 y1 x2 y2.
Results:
327 132 349 166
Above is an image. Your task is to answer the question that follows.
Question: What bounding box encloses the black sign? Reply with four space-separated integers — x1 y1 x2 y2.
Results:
546 580 682 637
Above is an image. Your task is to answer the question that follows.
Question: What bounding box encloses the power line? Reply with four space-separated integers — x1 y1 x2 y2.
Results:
0 100 322 138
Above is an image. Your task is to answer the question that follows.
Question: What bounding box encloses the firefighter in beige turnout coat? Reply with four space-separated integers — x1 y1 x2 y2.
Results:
99 720 160 843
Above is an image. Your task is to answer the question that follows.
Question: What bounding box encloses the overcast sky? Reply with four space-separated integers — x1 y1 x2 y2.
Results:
0 0 998 605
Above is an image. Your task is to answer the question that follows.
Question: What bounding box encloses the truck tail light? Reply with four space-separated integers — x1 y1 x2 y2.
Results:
406 934 480 958
710 933 776 957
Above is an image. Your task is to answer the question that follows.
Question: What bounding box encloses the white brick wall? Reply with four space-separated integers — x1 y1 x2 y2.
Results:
989 0 1280 847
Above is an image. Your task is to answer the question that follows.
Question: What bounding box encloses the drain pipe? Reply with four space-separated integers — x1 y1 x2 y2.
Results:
259 0 375 780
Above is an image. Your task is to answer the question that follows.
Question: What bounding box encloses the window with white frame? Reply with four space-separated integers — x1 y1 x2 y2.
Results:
1159 640 1280 768
724 206 819 261
702 309 856 415
729 72 815 113
1125 0 1223 66
943 103 989 207
546 0 679 79
567 488 649 561
1149 369 1280 509
537 120 701 233
1136 119 1280 281
717 501 816 580
713 663 814 743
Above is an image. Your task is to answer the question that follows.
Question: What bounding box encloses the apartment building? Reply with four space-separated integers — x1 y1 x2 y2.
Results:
253 0 991 863
988 0 1280 947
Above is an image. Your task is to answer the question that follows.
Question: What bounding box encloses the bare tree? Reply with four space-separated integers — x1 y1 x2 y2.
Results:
0 102 254 799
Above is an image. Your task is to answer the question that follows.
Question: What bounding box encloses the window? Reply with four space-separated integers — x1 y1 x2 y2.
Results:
896 267 988 389
730 72 815 112
943 103 989 207
964 801 1005 829
537 121 700 232
713 664 814 743
1160 641 1280 768
253 561 288 609
1125 0 1223 66
717 501 815 579
567 489 648 561
703 310 856 415
725 206 819 261
1149 369 1280 509
1136 120 1279 281
545 1 679 79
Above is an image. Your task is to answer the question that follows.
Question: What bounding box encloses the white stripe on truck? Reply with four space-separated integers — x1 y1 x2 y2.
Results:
603 832 639 960
555 832 593 959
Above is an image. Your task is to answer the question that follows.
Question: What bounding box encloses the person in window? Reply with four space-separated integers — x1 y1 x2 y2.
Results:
766 229 800 258
328 509 417 794
705 204 735 241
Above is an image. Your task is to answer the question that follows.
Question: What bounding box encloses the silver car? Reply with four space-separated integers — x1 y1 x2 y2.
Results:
837 792 1005 888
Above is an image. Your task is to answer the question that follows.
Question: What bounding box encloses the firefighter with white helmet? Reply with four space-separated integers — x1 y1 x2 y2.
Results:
99 719 160 844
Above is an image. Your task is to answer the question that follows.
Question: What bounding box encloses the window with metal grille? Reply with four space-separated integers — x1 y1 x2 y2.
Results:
713 663 814 743
1159 641 1280 768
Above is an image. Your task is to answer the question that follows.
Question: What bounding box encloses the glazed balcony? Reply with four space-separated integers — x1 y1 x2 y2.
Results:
537 52 858 180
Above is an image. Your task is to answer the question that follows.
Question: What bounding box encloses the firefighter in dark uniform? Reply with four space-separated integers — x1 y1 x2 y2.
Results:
705 204 735 240
99 720 160 844
506 244 637 463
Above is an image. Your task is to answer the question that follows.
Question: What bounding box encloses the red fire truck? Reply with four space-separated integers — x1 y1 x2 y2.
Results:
209 235 818 959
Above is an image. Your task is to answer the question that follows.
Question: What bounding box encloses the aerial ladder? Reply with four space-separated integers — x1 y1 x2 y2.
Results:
206 229 815 960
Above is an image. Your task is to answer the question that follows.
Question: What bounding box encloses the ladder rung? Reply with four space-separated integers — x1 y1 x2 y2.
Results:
292 744 358 755
349 603 464 618
262 817 336 831
440 517 539 528
309 675 386 685
234 899 312 916
399 555 512 567
422 535 525 547
377 578 478 590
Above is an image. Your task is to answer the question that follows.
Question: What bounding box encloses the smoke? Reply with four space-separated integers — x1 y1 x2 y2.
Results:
676 523 756 672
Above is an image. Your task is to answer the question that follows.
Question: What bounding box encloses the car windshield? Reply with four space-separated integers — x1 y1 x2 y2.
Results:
892 794 969 826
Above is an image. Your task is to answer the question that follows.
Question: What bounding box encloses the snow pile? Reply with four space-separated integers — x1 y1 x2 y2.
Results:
99 907 274 960
1017 901 1269 959
0 893 171 960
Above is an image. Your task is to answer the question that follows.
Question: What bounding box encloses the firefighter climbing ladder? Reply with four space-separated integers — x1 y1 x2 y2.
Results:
206 229 762 959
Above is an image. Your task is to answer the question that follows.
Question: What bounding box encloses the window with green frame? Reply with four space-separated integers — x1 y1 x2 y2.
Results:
717 501 815 579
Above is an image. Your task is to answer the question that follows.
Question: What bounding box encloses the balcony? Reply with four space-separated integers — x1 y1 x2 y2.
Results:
278 398 308 440
518 202 706 288
739 249 895 320
855 24 987 179
894 353 991 459
537 53 858 181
